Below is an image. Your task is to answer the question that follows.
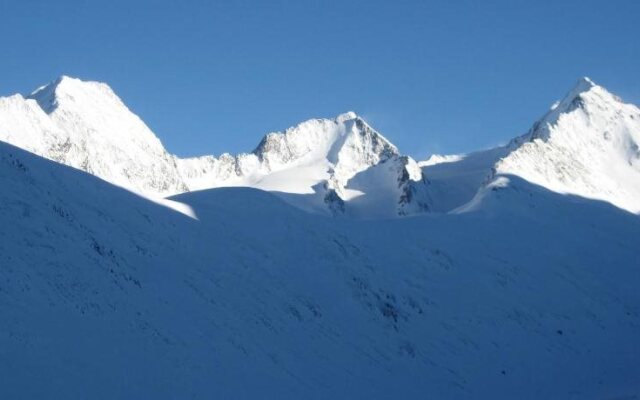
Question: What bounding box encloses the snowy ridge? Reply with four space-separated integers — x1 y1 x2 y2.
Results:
491 77 640 213
1 75 640 216
176 111 399 189
175 111 426 216
26 76 187 195
0 78 430 216
420 77 640 214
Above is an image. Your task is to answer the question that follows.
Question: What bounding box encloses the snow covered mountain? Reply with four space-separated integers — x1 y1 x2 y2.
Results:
421 77 640 214
1 135 639 399
0 76 187 195
494 77 640 213
2 75 639 217
0 77 430 216
1 75 640 398
176 111 430 216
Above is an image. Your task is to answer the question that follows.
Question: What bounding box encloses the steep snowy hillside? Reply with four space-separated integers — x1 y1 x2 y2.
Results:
421 77 640 214
1 139 639 399
494 77 640 213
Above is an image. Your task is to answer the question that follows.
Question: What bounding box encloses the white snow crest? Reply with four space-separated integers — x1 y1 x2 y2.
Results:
1 75 640 216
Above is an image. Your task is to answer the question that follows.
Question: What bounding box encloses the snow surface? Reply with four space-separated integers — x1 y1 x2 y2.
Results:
1 76 640 398
420 147 509 213
0 139 639 399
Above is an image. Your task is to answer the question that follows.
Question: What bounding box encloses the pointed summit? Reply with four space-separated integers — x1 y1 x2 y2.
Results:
29 75 73 95
548 76 599 117
563 76 597 102
27 75 68 113
422 76 640 215
574 76 596 92
3 76 189 195
251 112 397 171
514 77 621 145
28 75 122 115
493 76 640 213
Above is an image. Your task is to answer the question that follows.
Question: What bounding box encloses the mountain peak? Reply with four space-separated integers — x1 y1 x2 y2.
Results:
28 76 118 114
513 77 614 146
494 75 640 213
53 74 76 85
27 77 64 113
574 76 596 91
248 111 398 182
556 76 599 109
29 75 83 97
4 75 188 196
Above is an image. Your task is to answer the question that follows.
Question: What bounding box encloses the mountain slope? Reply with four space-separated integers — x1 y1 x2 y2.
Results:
0 78 430 216
176 112 430 216
4 75 639 217
494 77 640 213
421 77 640 214
26 76 187 195
419 147 509 212
1 139 639 399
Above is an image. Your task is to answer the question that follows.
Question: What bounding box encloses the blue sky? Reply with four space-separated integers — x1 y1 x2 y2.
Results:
1 0 639 158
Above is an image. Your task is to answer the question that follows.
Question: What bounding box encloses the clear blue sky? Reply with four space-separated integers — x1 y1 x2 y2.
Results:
1 0 639 158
